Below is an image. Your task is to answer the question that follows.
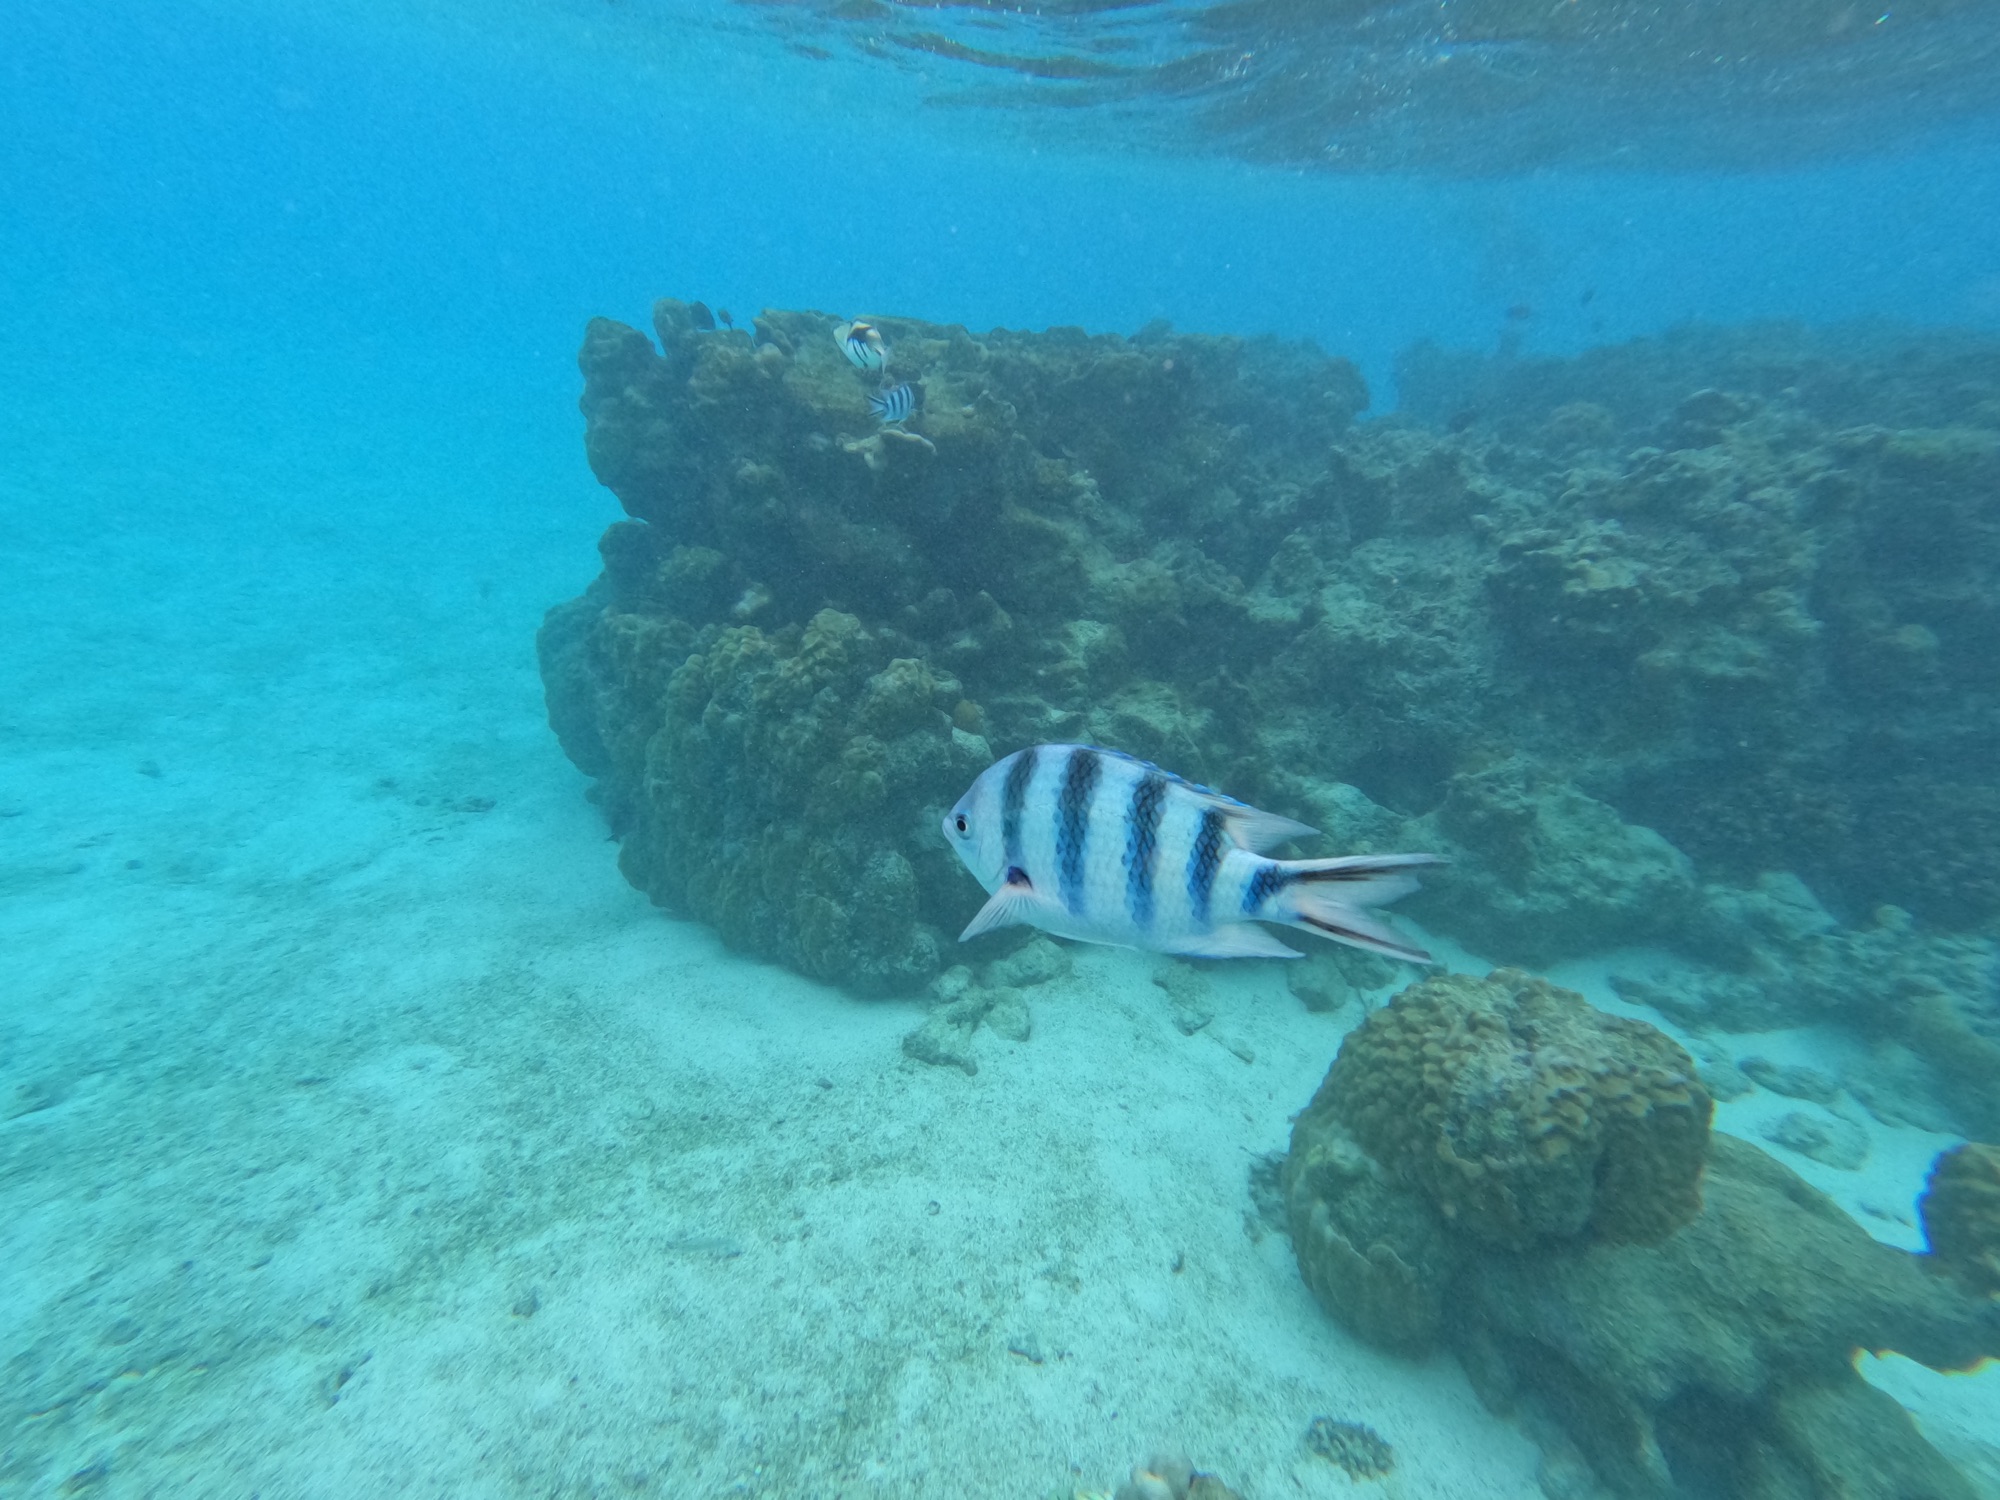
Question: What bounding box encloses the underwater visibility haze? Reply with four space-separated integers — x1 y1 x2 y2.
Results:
5 0 2000 1495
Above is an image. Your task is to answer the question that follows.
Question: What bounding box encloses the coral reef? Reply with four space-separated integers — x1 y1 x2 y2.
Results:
1285 973 2000 1500
535 296 2000 1500
1615 885 2000 1140
540 302 2000 1095
1306 969 1712 1251
1921 1142 2000 1296
545 301 1380 993
1416 761 1700 964
1456 1136 1996 1500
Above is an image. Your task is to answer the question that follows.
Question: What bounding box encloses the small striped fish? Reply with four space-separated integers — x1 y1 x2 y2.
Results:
869 382 918 425
835 319 888 370
943 744 1442 962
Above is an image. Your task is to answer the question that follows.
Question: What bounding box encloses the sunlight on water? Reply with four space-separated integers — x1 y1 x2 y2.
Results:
732 0 2000 172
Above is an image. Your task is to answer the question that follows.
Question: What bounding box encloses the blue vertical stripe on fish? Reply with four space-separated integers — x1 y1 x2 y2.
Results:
1056 746 1101 915
1242 861 1289 915
869 383 916 424
943 743 1442 963
1001 744 1037 873
1186 806 1225 924
1125 770 1168 930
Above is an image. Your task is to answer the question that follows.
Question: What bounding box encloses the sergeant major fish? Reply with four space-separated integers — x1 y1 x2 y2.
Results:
835 319 888 370
943 743 1442 962
869 382 918 425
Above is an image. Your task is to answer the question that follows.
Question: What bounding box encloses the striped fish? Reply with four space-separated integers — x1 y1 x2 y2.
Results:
835 319 888 370
869 382 918 425
942 744 1442 962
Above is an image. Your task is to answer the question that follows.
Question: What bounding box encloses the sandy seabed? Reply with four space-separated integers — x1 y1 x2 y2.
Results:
1 376 1993 1500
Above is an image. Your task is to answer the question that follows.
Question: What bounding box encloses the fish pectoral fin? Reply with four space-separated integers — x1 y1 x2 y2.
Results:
958 880 1063 943
1168 924 1303 960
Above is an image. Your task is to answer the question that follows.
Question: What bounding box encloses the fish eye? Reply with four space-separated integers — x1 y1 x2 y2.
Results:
953 813 969 836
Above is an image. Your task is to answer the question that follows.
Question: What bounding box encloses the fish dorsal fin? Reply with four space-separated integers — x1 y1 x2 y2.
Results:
1211 802 1318 853
1083 745 1316 853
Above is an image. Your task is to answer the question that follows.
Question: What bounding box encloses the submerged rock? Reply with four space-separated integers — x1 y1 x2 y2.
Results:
1921 1142 2000 1296
1417 760 1700 966
1761 1109 1871 1171
1285 967 2000 1500
1455 1136 1994 1500
982 934 1071 990
1738 1056 1841 1106
1153 961 1215 1035
1286 952 1352 1014
1304 1417 1394 1479
901 968 1035 1072
1304 969 1712 1252
541 306 2000 1030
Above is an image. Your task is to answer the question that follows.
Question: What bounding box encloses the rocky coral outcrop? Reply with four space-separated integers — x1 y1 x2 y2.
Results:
1616 883 2000 1140
1457 1135 1996 1500
1921 1142 2000 1296
1285 971 2000 1500
1306 969 1711 1250
542 303 2000 1015
1414 761 1700 964
1284 969 1710 1356
541 588 992 993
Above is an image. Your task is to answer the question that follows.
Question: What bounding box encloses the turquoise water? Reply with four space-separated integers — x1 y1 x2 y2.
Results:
5 2 1999 1496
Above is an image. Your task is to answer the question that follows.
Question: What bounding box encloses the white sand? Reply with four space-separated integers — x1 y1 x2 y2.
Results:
3 375 1992 1498
0 391 1542 1498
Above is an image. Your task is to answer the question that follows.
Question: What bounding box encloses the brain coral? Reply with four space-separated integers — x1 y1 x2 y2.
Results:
1283 1109 1460 1354
1920 1142 2000 1295
1315 968 1712 1248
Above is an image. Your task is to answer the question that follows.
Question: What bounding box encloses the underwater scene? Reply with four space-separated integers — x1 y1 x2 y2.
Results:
5 1 2000 1496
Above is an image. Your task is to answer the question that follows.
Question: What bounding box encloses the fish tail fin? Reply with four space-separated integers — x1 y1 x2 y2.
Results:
1256 853 1443 964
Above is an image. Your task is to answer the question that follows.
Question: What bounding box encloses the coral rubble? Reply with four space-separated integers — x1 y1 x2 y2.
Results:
1057 1450 1242 1500
900 937 1067 1073
1285 972 2000 1500
1305 1417 1395 1478
540 305 1999 1102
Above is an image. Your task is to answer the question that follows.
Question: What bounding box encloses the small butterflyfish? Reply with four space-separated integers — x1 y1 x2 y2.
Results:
943 744 1442 962
836 320 888 370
